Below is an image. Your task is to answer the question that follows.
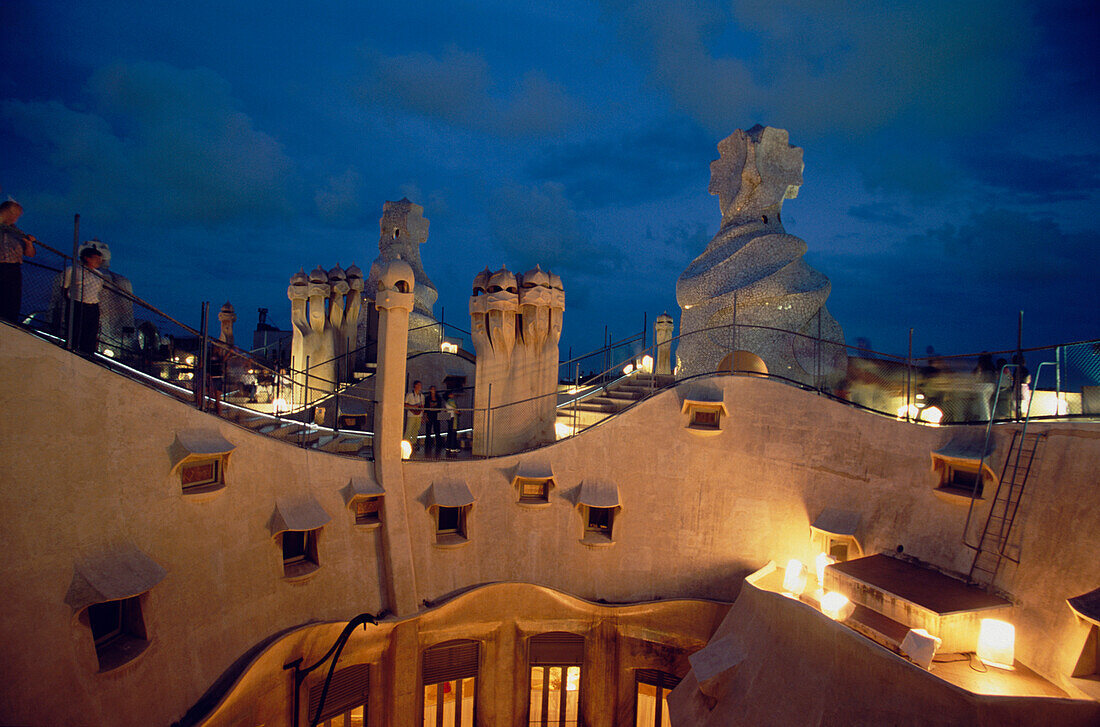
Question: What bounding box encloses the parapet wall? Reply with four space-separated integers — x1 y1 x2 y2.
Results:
1 323 1097 725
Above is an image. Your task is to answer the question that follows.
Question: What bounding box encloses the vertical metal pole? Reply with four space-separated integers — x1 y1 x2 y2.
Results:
66 214 80 349
303 355 311 447
906 328 913 422
1055 345 1062 414
642 311 647 350
573 363 579 435
816 308 822 391
198 302 209 410
1016 310 1024 421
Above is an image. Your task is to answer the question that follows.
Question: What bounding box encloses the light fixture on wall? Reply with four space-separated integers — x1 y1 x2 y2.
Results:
976 619 1015 670
815 552 835 586
821 591 854 621
400 440 413 460
783 559 807 596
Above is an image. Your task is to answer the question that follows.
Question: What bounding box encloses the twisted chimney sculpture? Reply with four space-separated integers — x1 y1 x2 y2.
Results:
469 265 564 456
676 126 846 385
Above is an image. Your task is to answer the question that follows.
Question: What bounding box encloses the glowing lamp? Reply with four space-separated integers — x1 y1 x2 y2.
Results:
622 363 635 375
272 397 289 414
1057 394 1069 416
640 355 653 373
186 355 196 365
921 406 943 425
820 591 854 621
976 619 1015 670
440 341 459 354
102 348 115 358
783 559 807 596
555 422 575 439
815 552 835 585
896 404 920 420
400 440 412 460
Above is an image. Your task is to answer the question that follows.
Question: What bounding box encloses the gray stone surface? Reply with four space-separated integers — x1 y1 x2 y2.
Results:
676 126 846 385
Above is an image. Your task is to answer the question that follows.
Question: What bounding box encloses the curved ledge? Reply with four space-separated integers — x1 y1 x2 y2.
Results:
433 534 471 550
934 488 985 505
181 483 227 500
282 562 321 582
516 500 552 510
95 635 151 674
580 533 615 548
686 425 723 437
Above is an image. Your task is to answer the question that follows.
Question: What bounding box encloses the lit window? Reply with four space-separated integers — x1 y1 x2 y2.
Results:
635 670 679 727
309 664 368 727
941 463 982 496
529 632 584 727
180 457 224 493
518 478 551 504
681 399 727 435
1073 625 1099 681
86 597 148 672
281 529 320 578
586 507 613 537
423 640 478 727
355 497 383 526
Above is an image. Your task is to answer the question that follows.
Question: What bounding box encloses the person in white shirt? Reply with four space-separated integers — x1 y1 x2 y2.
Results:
63 248 105 354
404 380 424 451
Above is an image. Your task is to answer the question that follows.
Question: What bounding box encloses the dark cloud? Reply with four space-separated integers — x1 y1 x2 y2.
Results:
598 0 1032 137
960 152 1100 203
847 203 912 227
487 182 622 273
527 118 713 208
2 61 294 227
360 46 585 137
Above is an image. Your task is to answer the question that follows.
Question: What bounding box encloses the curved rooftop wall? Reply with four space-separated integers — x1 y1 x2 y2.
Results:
1 324 1097 725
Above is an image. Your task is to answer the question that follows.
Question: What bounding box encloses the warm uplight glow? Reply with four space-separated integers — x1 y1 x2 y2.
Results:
639 355 653 373
821 591 853 620
272 397 290 414
783 559 807 596
185 355 196 365
896 404 920 420
179 372 194 381
815 552 835 585
400 440 412 460
622 363 635 375
1057 394 1069 416
555 422 575 439
440 341 459 354
921 406 943 425
102 348 115 358
977 619 1015 670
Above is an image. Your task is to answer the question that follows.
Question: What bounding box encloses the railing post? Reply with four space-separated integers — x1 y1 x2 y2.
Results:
906 328 913 422
65 214 80 350
198 301 209 410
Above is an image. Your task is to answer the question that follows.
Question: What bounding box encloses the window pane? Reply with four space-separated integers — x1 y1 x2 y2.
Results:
349 705 365 726
636 682 657 727
529 667 544 726
660 689 672 727
547 667 562 727
442 680 456 727
460 677 475 726
329 714 344 727
564 666 580 727
423 683 437 727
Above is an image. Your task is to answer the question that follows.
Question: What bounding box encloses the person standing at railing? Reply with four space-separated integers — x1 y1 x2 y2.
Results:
424 384 442 452
0 200 37 323
62 247 105 355
444 391 459 454
404 380 424 451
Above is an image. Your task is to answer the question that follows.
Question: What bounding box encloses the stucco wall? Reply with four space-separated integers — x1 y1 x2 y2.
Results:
1 323 1098 726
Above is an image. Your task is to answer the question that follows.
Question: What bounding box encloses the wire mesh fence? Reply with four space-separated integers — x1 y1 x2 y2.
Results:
8 238 1099 462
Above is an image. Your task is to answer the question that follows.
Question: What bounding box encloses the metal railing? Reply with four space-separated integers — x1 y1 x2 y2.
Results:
9 235 1098 463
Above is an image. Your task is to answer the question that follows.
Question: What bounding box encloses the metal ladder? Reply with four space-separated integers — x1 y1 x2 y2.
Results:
963 361 1053 587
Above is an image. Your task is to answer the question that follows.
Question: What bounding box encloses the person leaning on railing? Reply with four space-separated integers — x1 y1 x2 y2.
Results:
63 247 106 355
0 200 37 323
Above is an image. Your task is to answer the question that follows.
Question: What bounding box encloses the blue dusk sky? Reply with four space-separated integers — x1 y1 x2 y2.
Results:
2 0 1098 359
